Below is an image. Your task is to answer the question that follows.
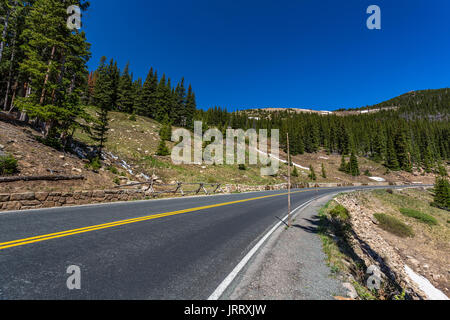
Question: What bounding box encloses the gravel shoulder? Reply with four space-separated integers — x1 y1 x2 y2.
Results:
223 193 347 300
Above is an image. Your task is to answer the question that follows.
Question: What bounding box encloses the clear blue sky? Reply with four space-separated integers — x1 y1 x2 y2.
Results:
83 0 450 111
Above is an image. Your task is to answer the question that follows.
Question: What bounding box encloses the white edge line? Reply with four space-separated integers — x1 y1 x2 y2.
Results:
207 196 319 300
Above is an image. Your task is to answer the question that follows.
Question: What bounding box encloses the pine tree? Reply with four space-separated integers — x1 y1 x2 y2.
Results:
394 129 412 172
15 0 91 141
137 67 158 117
308 165 316 181
339 154 347 172
185 83 196 129
292 166 299 177
154 74 172 121
156 139 170 156
348 151 360 176
432 177 450 211
91 57 115 156
174 78 186 126
372 129 385 162
159 114 172 141
321 163 327 178
117 62 134 113
385 134 400 170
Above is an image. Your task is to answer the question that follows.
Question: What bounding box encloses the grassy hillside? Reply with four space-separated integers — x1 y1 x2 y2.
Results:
74 109 288 186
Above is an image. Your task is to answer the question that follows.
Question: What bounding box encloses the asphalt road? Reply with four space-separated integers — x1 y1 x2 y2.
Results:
0 186 419 299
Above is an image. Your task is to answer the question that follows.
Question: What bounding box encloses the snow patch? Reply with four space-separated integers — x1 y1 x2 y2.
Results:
404 265 449 300
368 177 386 182
254 148 310 170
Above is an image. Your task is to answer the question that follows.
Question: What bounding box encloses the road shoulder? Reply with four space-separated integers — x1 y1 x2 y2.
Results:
222 193 347 300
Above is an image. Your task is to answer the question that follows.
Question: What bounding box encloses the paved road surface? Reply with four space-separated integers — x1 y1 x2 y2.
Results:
0 186 418 299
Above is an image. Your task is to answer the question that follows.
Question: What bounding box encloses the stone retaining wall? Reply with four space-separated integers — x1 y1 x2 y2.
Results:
0 189 147 211
0 181 398 212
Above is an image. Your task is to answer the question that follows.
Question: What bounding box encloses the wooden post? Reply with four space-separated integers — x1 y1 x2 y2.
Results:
287 133 291 227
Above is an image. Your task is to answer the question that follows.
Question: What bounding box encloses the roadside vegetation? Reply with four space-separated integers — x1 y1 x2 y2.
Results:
317 200 393 300
326 188 450 296
399 208 438 226
373 213 415 237
0 154 18 175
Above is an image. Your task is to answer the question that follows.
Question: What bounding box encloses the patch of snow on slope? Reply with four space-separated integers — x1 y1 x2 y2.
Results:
404 265 449 300
369 177 386 182
254 149 310 170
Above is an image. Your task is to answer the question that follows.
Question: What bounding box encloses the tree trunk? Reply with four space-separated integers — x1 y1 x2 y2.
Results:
7 81 18 113
39 45 56 105
3 30 17 111
0 2 11 63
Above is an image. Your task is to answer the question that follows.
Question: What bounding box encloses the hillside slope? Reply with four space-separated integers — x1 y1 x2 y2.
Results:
0 108 440 195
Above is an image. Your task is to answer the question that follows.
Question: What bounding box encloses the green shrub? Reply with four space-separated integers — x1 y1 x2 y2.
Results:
107 166 119 174
292 166 299 177
129 113 136 121
113 177 121 185
238 164 246 171
89 157 102 171
386 189 393 194
0 154 19 175
329 204 350 221
374 213 414 238
399 208 438 226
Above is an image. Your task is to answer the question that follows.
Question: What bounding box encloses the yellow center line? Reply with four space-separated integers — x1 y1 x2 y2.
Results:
0 189 325 251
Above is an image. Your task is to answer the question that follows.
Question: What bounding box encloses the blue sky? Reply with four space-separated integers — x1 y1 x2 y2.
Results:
83 0 450 111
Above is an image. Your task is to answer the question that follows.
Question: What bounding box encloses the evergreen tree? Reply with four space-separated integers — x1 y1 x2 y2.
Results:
117 62 134 113
137 67 158 117
339 154 347 172
174 77 186 126
292 166 299 177
321 163 327 178
372 129 385 162
348 151 360 176
432 177 450 211
91 57 115 156
394 129 412 172
385 134 400 170
15 0 91 141
156 139 170 156
308 165 316 181
154 74 172 121
185 83 196 129
159 114 172 141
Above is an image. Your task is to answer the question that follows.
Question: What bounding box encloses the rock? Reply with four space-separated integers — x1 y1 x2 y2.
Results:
10 192 35 201
35 192 49 201
370 216 379 225
407 256 420 266
59 155 65 160
432 274 441 281
423 264 430 270
342 282 358 299
72 168 82 173
0 194 10 202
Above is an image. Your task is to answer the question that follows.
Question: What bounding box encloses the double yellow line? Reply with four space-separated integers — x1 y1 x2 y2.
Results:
0 189 313 251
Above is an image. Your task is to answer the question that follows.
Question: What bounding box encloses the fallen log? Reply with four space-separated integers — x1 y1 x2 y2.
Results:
0 175 85 183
